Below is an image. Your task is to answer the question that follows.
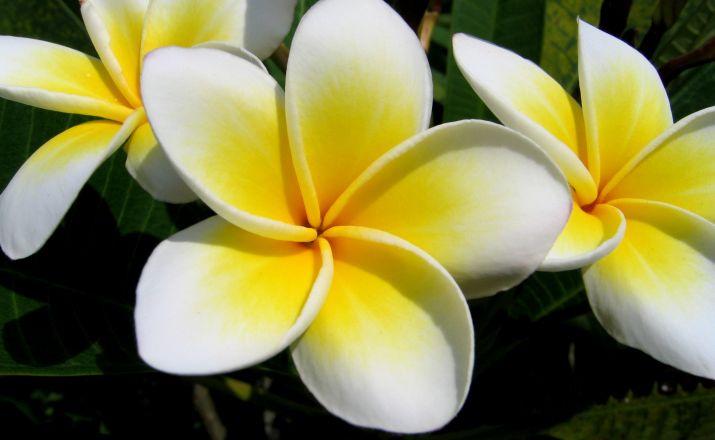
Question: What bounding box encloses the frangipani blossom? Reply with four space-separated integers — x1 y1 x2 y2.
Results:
454 20 715 378
135 0 571 432
0 0 296 259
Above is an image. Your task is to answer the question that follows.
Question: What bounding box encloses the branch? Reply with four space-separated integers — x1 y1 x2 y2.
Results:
270 43 290 73
193 384 227 440
659 35 715 86
419 0 443 53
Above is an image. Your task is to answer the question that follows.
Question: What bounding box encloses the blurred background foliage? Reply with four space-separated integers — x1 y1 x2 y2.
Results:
0 0 714 438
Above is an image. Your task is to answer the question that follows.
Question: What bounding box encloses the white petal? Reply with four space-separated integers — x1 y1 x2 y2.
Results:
603 106 715 223
584 199 715 378
81 0 149 107
540 201 625 271
325 120 572 298
0 110 144 259
292 226 473 433
141 46 314 242
141 0 296 60
452 32 597 204
0 36 132 121
194 41 268 72
285 0 432 224
136 216 333 375
124 122 197 203
578 19 673 189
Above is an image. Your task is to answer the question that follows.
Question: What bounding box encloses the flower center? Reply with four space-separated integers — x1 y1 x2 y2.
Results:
580 200 598 213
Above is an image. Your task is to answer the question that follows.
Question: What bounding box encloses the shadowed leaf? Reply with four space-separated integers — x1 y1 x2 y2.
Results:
547 385 715 440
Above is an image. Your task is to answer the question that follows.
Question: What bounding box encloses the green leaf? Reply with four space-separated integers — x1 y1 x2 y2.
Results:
654 0 715 65
0 0 93 54
431 15 453 49
628 0 659 44
547 385 715 440
432 68 448 103
657 0 715 119
0 1 210 375
444 0 603 122
670 63 715 118
511 270 586 322
444 0 547 122
540 0 600 92
540 0 656 90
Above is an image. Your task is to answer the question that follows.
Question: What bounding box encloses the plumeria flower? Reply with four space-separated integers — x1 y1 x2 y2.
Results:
135 0 571 432
0 0 296 259
453 20 715 378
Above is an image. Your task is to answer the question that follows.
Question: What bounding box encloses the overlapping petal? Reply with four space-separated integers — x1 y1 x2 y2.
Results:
141 0 296 60
578 19 672 189
141 46 314 242
194 41 268 72
0 37 132 121
583 200 715 378
0 110 144 259
603 107 715 223
292 227 473 433
124 122 196 203
285 0 432 224
452 33 596 204
136 216 333 375
81 0 148 107
540 201 625 271
325 121 571 298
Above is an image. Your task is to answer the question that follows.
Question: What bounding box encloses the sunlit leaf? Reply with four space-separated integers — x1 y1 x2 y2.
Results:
540 0 599 92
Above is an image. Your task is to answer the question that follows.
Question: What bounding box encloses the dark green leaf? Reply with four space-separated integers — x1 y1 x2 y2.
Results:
431 15 452 49
432 68 448 102
670 63 715 118
628 0 659 44
511 270 586 322
547 385 715 440
654 0 715 65
0 0 93 53
540 0 600 92
657 0 715 119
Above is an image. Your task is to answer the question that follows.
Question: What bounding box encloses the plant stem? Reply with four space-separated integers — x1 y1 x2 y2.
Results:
193 384 227 440
419 0 443 52
270 44 290 74
659 35 715 86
